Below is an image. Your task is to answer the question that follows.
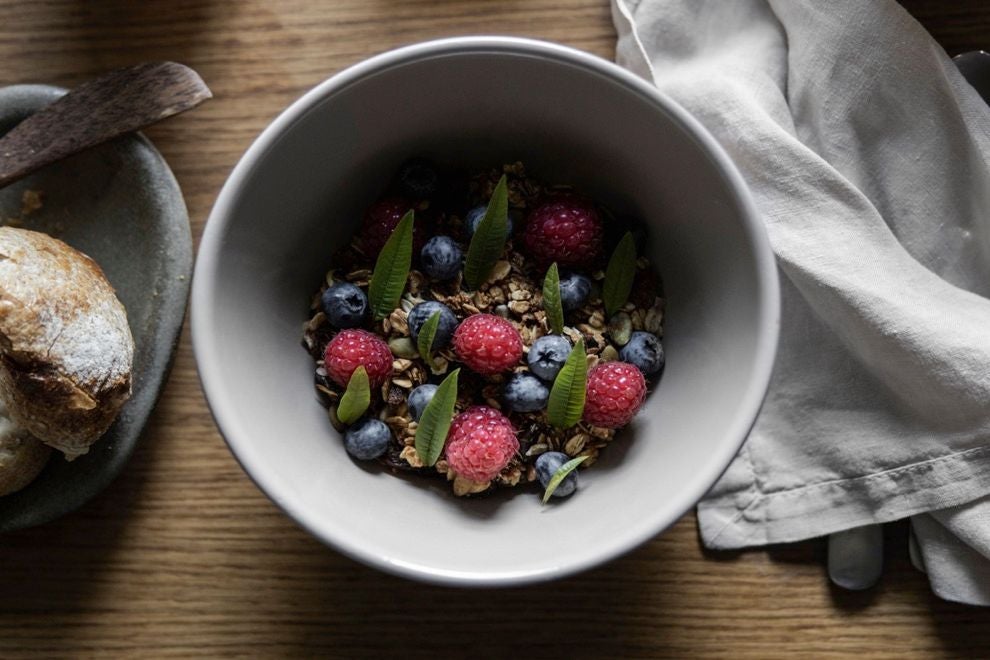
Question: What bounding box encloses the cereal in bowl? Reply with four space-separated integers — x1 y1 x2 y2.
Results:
302 160 665 502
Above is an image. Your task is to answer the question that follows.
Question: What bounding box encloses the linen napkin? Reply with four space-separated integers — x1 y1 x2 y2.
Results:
611 0 990 605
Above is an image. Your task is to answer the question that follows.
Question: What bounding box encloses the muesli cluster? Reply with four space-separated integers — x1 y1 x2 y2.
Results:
302 160 665 501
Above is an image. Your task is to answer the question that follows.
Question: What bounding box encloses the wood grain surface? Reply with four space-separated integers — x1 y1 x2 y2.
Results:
1 1 989 657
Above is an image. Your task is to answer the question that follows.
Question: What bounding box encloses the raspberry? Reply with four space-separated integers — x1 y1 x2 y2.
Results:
583 361 647 428
522 194 604 268
359 198 424 254
444 406 519 482
452 314 523 375
323 329 393 388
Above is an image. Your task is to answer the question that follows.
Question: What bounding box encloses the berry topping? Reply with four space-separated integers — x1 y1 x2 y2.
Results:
359 198 423 254
407 301 459 349
320 282 369 329
452 314 524 375
444 406 519 483
395 157 439 199
420 235 463 281
620 331 665 376
522 195 604 268
465 204 516 237
407 384 438 422
527 335 572 381
323 329 393 388
582 361 647 428
535 451 579 498
558 271 592 312
503 373 550 413
344 418 392 460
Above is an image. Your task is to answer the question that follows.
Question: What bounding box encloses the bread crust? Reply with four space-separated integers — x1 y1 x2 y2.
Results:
0 227 133 459
0 418 51 497
0 420 52 497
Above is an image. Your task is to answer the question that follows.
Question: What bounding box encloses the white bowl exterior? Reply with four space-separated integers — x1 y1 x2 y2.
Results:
193 38 779 585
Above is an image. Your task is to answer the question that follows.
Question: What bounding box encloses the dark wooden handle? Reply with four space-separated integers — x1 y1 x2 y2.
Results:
0 61 211 187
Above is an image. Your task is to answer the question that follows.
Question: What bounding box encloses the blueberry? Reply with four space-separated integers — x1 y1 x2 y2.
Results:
396 157 438 199
527 335 572 381
465 206 486 234
344 418 391 460
535 451 579 498
321 282 369 328
558 272 592 312
503 373 550 413
620 331 665 375
407 301 459 348
407 384 438 421
420 236 463 281
465 205 516 236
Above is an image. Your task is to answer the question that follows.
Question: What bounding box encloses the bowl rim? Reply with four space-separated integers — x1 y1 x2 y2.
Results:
191 36 781 586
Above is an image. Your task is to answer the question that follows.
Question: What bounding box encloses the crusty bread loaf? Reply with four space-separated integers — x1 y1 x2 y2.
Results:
0 401 51 497
0 227 134 460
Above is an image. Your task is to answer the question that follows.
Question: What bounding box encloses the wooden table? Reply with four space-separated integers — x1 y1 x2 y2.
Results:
1 1 988 657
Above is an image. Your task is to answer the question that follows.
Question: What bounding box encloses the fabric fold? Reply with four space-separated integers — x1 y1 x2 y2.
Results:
612 0 990 605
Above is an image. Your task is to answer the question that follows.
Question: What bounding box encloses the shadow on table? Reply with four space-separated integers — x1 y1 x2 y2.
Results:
700 523 891 611
266 524 990 658
263 531 685 658
4 2 221 88
698 517 990 644
0 404 162 653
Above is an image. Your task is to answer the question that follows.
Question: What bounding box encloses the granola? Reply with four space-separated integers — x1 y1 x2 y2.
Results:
303 161 665 499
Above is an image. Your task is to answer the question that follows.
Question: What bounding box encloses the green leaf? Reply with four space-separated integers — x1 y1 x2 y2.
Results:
603 231 637 317
414 368 460 466
547 338 587 429
542 262 565 334
336 366 370 425
417 310 441 369
463 175 509 290
368 209 414 320
542 455 590 504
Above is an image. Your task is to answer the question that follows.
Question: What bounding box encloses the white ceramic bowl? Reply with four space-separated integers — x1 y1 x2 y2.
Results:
192 37 779 586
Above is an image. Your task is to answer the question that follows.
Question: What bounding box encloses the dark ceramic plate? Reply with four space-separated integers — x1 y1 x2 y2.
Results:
0 85 192 532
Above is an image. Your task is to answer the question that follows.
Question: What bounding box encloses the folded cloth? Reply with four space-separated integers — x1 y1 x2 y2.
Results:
611 0 990 605
913 497 990 605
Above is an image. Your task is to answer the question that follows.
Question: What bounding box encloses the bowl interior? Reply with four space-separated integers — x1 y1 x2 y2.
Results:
194 39 777 584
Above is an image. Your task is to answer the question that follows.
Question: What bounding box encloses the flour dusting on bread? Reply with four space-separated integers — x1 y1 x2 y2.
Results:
0 227 134 460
